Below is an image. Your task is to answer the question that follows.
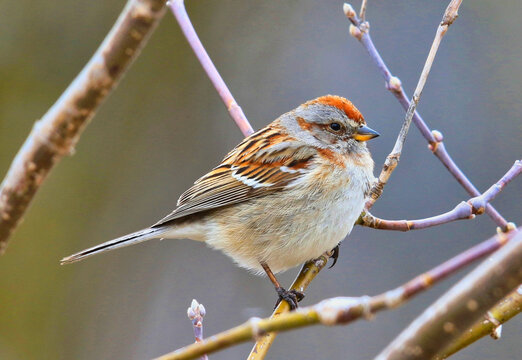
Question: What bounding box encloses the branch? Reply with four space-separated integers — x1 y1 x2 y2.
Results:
154 228 520 360
354 0 463 210
375 230 522 360
359 160 521 231
359 0 368 22
438 285 522 358
0 0 166 253
247 254 330 360
168 0 254 137
344 3 510 231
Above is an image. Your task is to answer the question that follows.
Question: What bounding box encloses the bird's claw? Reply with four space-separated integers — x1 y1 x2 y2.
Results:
328 244 340 269
274 287 305 310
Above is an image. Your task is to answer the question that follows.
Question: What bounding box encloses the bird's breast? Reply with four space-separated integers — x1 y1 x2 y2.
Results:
206 159 374 273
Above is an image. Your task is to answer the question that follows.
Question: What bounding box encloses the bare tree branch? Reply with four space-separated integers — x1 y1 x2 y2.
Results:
359 160 521 231
359 0 368 22
0 0 166 253
168 0 254 136
155 228 520 360
356 0 463 210
375 230 522 360
247 254 330 360
344 3 510 231
438 285 522 359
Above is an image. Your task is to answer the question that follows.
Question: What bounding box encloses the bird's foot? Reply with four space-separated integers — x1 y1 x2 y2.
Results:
275 287 305 310
328 244 340 269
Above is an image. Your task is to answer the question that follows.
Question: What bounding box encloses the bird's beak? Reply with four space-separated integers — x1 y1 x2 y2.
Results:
353 125 380 142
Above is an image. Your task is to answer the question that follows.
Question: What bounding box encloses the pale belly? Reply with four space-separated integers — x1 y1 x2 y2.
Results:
206 165 371 273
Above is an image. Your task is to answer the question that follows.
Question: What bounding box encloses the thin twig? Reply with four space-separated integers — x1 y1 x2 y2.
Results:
187 299 208 360
375 230 522 360
359 160 520 231
155 228 520 360
468 159 521 213
344 3 509 230
0 0 166 254
364 0 463 210
359 0 368 22
168 0 254 137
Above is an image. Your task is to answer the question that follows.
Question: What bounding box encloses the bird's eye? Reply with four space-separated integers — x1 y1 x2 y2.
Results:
330 123 342 131
329 122 342 131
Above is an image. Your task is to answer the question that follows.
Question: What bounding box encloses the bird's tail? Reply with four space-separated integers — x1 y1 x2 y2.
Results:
60 227 168 265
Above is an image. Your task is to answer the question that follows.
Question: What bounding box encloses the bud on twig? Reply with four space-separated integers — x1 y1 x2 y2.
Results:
387 76 402 93
349 24 362 40
343 3 356 18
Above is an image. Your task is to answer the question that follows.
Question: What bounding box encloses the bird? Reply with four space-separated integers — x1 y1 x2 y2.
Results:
61 95 379 309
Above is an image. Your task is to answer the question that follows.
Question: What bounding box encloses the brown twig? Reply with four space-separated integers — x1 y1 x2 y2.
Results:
168 0 254 137
375 229 522 360
359 160 520 231
364 0 463 210
0 0 166 254
344 2 509 230
154 228 520 360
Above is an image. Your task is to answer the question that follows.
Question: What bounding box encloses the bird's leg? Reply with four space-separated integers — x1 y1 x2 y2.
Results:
261 262 304 310
328 244 340 269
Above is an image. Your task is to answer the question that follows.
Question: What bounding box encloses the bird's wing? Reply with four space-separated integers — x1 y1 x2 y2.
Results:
153 125 316 226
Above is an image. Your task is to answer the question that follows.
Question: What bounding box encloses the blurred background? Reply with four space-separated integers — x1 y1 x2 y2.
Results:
0 1 521 359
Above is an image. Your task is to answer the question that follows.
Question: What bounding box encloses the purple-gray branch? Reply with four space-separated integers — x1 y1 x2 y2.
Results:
345 6 510 231
361 160 521 231
375 229 522 360
168 0 254 137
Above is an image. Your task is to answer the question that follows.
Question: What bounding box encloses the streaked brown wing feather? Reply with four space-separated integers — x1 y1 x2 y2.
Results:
152 125 316 226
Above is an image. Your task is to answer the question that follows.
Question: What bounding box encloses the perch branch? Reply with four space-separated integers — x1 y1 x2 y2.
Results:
168 0 254 136
359 160 520 231
0 0 166 253
154 228 520 360
247 254 330 360
375 229 522 360
344 3 510 230
358 0 463 210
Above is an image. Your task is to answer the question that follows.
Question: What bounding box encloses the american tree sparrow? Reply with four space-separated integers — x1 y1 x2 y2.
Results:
62 95 379 309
